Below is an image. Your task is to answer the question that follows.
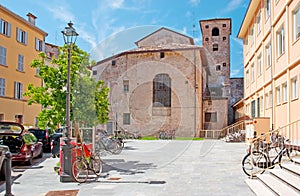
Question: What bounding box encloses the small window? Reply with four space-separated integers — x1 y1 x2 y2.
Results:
160 52 165 58
212 28 219 36
0 19 11 37
112 60 116 66
35 38 45 51
123 113 130 125
14 82 23 100
222 63 226 67
16 28 28 45
223 36 226 41
0 46 7 66
213 44 218 51
293 7 300 41
223 24 226 27
92 70 97 75
205 38 209 41
0 78 5 96
205 25 209 29
17 54 24 72
205 112 217 122
216 65 221 71
123 80 129 93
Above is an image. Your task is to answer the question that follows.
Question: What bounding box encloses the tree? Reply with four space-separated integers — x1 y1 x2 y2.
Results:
24 44 110 130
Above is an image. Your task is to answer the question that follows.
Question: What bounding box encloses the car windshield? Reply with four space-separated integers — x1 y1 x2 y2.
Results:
29 129 45 139
0 123 23 134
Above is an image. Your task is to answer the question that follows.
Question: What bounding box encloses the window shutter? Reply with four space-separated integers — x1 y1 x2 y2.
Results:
14 81 17 98
35 38 39 50
42 41 45 52
24 32 28 45
0 19 2 34
20 83 23 99
7 22 11 37
16 27 20 42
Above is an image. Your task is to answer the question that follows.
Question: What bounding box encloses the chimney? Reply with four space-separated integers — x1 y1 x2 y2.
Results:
27 13 37 25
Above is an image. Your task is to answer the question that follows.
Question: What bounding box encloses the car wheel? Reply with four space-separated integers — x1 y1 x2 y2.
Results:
26 154 33 166
38 150 43 158
0 162 6 180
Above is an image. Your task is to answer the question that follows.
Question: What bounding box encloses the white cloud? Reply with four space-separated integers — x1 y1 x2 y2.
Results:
189 0 200 6
232 37 243 48
109 0 125 9
44 1 97 49
224 0 243 13
230 69 241 77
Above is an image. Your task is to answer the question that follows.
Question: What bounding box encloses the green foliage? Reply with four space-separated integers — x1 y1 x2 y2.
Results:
24 44 110 130
94 80 110 124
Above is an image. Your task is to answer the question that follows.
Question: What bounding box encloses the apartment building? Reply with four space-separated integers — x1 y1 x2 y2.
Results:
0 5 47 125
238 0 300 130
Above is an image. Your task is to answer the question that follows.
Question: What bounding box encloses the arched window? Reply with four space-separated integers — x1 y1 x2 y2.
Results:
212 27 219 36
153 74 171 107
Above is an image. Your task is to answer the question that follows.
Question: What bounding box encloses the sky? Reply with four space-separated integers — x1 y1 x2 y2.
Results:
1 0 250 77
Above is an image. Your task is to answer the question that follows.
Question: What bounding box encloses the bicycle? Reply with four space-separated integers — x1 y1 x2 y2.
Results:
72 143 103 183
95 130 124 156
242 134 297 178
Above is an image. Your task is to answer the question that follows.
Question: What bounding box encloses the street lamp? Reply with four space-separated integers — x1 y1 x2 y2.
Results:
60 21 78 182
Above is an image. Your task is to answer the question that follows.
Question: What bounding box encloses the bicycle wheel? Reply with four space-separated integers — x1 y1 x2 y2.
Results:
91 155 102 176
111 140 123 154
242 151 268 177
72 159 88 183
279 148 298 165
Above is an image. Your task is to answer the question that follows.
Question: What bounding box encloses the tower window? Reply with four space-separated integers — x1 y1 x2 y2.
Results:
160 52 165 58
213 44 218 51
212 27 219 36
112 60 116 66
223 36 226 41
223 24 226 27
223 63 226 67
216 65 221 71
205 25 209 29
205 38 209 41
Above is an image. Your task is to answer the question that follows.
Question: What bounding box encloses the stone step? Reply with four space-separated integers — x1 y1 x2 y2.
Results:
258 173 299 196
245 178 275 196
271 169 300 192
282 163 300 177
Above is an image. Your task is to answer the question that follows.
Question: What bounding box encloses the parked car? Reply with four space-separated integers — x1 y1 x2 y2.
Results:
0 144 9 180
0 122 43 165
28 128 51 153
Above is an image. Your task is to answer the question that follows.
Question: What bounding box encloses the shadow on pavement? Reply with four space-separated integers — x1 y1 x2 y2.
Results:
102 158 157 175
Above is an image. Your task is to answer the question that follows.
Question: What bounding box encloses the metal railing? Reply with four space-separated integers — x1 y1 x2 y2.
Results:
247 119 300 178
220 120 245 138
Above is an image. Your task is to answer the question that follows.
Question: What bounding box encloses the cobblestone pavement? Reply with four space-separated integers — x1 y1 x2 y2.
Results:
0 140 254 196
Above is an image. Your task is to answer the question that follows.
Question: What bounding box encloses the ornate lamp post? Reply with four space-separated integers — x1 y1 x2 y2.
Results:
60 21 78 182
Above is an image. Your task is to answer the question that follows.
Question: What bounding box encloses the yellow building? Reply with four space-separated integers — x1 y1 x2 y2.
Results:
0 5 47 125
238 0 300 131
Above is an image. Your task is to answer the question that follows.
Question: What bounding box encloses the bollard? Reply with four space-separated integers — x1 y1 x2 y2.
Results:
5 151 14 196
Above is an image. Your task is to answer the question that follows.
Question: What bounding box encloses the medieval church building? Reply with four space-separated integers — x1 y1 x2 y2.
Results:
92 18 243 138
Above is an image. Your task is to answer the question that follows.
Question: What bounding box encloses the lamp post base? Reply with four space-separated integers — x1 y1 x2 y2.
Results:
60 139 74 182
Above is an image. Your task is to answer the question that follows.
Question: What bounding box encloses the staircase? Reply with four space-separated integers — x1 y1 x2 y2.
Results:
246 158 300 195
